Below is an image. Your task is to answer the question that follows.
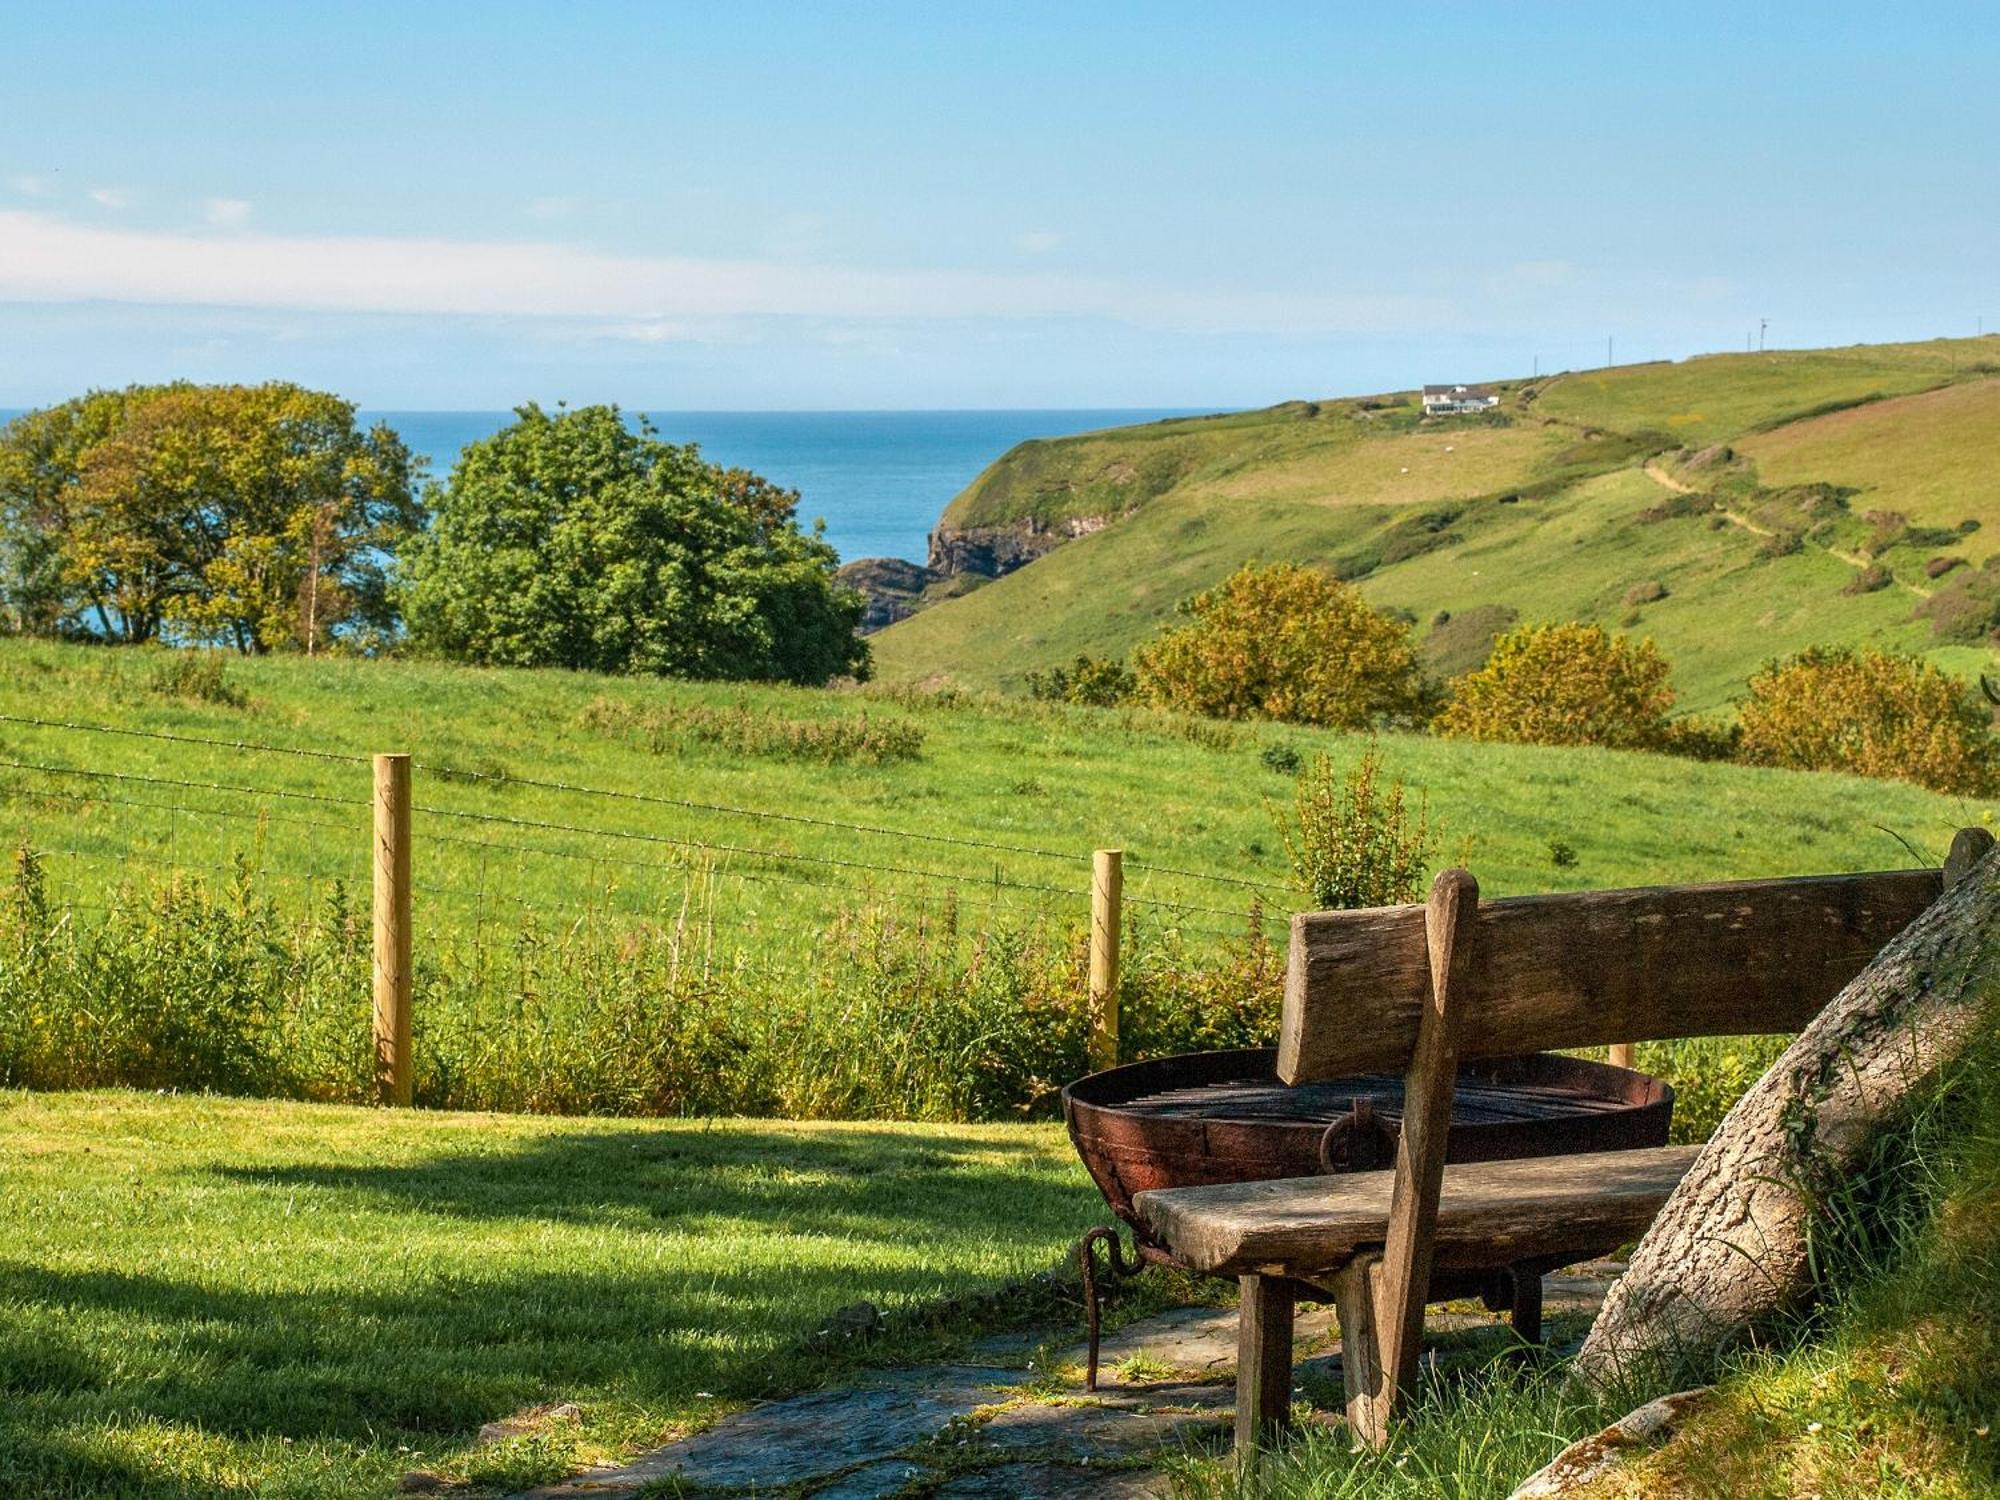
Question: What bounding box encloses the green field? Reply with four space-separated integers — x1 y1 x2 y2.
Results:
876 336 2000 707
0 637 1985 947
0 1090 1097 1498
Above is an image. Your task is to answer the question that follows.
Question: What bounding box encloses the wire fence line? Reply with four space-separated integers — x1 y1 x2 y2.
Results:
0 709 1291 899
0 723 1290 958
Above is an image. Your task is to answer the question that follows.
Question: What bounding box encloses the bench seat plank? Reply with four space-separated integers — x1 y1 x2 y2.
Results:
1133 1144 1700 1279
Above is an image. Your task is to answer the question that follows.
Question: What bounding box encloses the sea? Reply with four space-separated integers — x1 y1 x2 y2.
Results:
0 407 1209 566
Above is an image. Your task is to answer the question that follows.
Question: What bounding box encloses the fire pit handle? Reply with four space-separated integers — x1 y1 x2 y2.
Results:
1319 1097 1387 1173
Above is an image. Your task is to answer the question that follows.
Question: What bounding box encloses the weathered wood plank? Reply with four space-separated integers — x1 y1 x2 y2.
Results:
1234 1274 1295 1455
1335 1254 1387 1449
1373 869 1475 1418
1278 869 1940 1083
1134 1144 1701 1279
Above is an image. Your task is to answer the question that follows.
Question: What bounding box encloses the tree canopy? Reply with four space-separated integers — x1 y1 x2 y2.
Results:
398 404 868 684
0 382 420 652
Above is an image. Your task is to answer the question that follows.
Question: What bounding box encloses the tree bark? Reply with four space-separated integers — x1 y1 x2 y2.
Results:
1576 835 2000 1386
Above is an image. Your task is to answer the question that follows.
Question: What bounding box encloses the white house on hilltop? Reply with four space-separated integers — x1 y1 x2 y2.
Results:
1422 383 1499 415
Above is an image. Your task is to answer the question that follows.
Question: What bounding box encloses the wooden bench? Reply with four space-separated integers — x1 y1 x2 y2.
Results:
1131 833 1989 1453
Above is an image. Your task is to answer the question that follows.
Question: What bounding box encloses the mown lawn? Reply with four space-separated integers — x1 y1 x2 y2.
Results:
0 1090 1101 1498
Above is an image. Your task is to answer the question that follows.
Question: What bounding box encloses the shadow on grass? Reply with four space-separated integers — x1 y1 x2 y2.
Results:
1 1121 1103 1499
211 1121 1084 1237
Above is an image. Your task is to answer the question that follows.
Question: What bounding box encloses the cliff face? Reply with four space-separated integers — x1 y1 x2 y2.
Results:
835 557 937 633
927 513 1112 580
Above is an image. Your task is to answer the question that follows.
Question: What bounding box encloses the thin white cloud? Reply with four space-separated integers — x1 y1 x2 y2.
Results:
203 198 253 228
0 210 1445 335
89 187 132 209
526 195 578 221
1015 230 1062 255
7 174 52 198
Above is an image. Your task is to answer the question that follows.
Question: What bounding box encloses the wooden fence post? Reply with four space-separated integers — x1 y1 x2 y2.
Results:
1607 1042 1635 1070
373 752 413 1106
1089 848 1123 1072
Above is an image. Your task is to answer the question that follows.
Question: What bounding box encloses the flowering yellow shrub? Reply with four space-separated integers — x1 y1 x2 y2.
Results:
1436 621 1676 750
1133 562 1422 727
1737 647 1995 794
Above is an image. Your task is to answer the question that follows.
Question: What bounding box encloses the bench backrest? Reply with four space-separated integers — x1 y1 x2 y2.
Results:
1278 866 1947 1085
1295 829 1988 1421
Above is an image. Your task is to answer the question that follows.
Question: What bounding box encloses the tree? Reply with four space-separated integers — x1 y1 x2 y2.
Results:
0 382 420 651
1132 562 1423 726
1579 834 1998 1386
1435 621 1677 750
399 404 868 684
1737 646 1995 795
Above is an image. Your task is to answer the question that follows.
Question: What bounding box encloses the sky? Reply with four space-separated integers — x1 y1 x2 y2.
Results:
2 1 1996 410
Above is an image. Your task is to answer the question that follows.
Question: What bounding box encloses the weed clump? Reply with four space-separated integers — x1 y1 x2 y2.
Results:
146 650 248 708
1275 747 1435 911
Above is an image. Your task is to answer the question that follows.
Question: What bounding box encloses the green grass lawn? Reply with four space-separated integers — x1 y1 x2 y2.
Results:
0 1090 1100 1498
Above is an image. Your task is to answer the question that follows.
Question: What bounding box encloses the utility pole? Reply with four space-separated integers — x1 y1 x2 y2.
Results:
1759 318 1768 352
1607 335 1614 368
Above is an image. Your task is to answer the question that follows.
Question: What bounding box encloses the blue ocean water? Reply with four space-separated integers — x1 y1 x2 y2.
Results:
0 407 1210 564
373 409 1207 564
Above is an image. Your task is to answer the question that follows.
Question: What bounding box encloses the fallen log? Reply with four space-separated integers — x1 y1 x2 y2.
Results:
1575 829 1999 1385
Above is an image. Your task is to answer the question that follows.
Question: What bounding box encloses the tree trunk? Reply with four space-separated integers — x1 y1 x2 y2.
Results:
1576 833 2000 1386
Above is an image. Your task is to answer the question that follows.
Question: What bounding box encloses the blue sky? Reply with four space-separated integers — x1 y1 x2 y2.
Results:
2 2 1995 409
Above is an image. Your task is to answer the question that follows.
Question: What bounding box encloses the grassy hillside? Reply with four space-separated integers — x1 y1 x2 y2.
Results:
876 335 2000 712
1737 377 2000 560
0 638 1985 951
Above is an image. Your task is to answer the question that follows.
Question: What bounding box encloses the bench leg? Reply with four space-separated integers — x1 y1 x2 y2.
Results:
1234 1274 1295 1457
1511 1264 1544 1346
1335 1253 1390 1450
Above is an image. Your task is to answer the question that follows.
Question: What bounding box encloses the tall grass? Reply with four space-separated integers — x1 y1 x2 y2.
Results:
0 844 1281 1119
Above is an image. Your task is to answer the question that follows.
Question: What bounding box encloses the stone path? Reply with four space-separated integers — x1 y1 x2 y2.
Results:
515 1263 1625 1498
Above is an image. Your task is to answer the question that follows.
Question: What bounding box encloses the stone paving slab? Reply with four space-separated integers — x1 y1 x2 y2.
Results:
518 1263 1625 1497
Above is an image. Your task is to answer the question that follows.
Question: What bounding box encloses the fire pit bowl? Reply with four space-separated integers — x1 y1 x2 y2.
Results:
1063 1046 1673 1242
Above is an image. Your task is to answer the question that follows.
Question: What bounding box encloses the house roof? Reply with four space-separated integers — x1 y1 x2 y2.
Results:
1422 383 1495 399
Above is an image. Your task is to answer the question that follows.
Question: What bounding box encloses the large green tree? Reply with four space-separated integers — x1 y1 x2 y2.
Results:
0 382 420 651
399 404 869 684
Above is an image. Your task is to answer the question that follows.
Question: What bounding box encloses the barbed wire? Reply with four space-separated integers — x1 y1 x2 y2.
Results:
0 712 370 764
0 756 364 808
0 710 1290 895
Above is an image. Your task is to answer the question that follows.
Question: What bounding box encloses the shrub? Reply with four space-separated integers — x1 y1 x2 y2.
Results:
577 696 923 765
1435 622 1677 751
1259 742 1301 775
1756 530 1803 559
1547 839 1578 870
1926 555 1968 580
1025 653 1136 707
1276 747 1435 911
1623 579 1668 606
1133 562 1424 728
146 650 248 708
1737 647 1996 794
1842 564 1892 595
1914 562 2000 642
